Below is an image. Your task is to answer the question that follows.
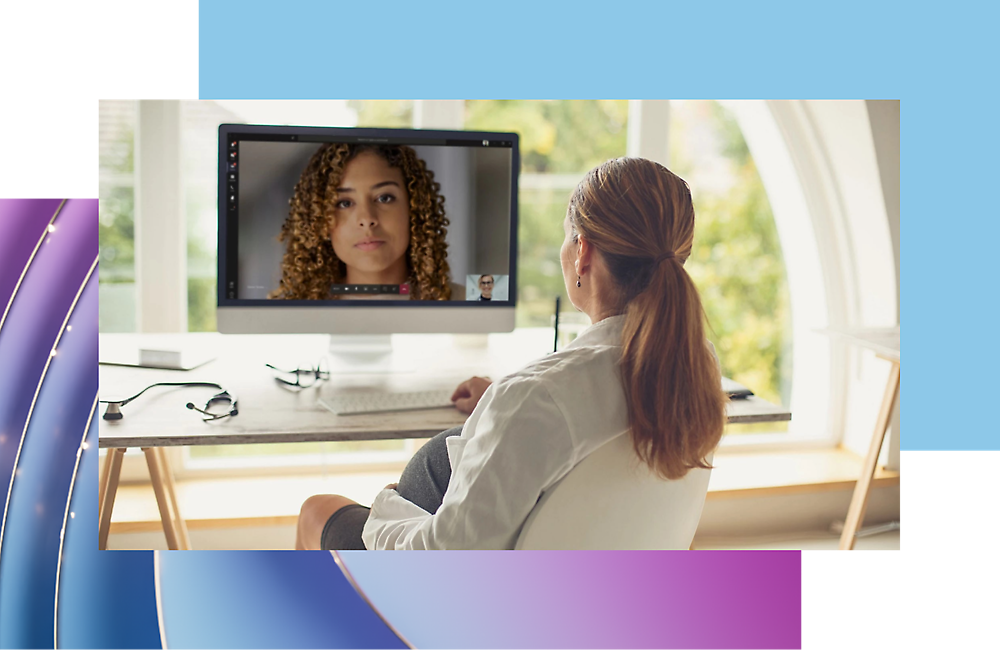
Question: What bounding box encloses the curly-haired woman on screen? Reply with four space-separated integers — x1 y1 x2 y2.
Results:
270 143 462 300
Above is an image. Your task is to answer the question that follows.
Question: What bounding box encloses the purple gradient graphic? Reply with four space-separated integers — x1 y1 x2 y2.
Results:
0 199 161 649
339 551 801 649
0 275 97 647
0 199 97 543
0 199 63 313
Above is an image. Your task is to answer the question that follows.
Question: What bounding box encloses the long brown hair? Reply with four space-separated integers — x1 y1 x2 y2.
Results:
269 143 452 300
568 157 726 480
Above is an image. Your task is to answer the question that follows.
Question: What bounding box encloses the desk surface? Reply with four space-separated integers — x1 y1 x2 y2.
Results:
99 331 791 449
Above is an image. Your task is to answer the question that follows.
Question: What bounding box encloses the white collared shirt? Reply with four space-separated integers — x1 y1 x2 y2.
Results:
362 315 632 550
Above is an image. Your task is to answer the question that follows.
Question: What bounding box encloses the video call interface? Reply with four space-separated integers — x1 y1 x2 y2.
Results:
223 131 514 303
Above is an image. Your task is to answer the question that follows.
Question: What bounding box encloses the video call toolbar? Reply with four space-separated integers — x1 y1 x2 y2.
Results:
330 284 410 295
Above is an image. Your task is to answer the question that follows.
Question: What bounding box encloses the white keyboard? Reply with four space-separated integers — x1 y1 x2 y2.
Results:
320 389 455 415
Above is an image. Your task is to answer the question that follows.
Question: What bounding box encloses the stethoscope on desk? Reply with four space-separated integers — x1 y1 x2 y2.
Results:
100 382 239 422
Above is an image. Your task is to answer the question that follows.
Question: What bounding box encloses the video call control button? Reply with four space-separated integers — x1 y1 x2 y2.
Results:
330 284 407 295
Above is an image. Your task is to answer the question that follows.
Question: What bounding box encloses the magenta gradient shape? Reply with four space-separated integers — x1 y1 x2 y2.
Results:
339 550 801 649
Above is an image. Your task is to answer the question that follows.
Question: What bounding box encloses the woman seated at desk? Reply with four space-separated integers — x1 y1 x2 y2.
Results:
296 157 727 550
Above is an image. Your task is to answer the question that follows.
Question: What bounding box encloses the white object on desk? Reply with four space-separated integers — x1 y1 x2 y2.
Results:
100 333 218 370
320 389 455 415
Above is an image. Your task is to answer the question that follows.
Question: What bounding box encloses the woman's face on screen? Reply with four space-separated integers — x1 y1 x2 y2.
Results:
328 150 410 276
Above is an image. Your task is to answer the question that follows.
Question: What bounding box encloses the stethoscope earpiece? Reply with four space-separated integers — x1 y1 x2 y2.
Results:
103 402 124 421
186 392 239 421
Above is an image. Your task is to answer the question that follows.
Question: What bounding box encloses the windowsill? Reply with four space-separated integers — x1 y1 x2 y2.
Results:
108 446 899 534
707 446 899 499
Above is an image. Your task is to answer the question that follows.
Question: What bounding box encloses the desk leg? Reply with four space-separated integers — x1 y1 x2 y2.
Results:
98 448 125 550
156 447 191 550
839 361 901 550
144 448 188 550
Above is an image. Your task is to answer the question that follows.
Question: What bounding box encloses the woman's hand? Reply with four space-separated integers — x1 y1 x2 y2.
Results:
451 376 493 414
384 483 398 491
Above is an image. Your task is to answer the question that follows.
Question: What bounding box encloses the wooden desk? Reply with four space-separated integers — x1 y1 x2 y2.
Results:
99 331 791 549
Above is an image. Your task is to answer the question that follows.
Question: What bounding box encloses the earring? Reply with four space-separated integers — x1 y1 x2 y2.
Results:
576 276 581 288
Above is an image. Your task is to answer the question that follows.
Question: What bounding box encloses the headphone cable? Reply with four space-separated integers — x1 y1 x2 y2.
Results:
100 382 225 408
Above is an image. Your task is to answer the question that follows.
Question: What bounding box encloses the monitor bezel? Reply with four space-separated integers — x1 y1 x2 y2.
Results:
217 123 519 310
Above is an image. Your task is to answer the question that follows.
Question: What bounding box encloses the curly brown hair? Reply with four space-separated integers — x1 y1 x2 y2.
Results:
269 143 452 300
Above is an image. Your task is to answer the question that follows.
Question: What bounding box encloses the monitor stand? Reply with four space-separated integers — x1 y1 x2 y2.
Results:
326 334 413 374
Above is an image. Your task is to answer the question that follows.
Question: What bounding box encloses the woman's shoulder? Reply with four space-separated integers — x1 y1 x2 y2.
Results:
488 345 626 452
522 342 619 378
449 281 466 300
492 344 621 411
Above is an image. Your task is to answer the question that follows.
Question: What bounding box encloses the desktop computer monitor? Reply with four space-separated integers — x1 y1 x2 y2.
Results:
216 123 519 336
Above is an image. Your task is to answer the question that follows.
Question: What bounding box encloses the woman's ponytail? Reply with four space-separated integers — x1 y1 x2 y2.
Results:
620 258 725 479
570 158 726 480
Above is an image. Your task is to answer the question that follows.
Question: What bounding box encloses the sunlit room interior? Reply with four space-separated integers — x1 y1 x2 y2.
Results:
98 99 900 550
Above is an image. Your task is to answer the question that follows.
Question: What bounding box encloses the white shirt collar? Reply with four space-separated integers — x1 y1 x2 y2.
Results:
565 314 625 349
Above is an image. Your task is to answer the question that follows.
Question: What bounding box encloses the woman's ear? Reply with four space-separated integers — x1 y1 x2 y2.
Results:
576 236 594 276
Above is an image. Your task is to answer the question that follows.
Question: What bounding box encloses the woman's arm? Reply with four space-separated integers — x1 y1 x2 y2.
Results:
362 377 574 550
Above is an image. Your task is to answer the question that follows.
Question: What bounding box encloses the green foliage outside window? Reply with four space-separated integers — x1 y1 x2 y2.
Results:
671 102 791 408
467 99 628 173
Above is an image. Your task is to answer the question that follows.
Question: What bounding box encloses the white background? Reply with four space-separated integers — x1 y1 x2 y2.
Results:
0 2 983 649
0 1 198 198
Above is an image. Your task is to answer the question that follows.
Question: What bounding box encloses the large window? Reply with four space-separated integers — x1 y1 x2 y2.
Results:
670 101 792 415
98 101 137 333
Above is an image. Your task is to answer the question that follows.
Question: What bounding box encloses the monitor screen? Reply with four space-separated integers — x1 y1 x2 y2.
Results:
217 124 519 334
